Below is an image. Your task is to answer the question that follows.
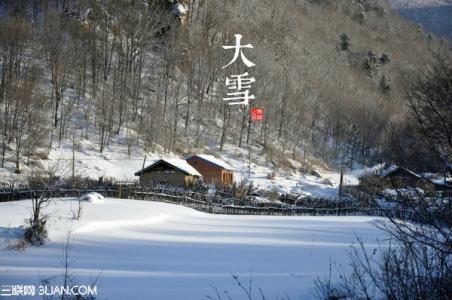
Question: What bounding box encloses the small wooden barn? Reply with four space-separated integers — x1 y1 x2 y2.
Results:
186 154 234 185
135 158 202 186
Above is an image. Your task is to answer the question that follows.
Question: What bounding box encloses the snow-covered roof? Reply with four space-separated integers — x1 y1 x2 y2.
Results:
380 165 401 177
380 165 452 188
431 177 452 187
172 3 188 17
135 159 202 177
187 154 234 171
381 165 421 178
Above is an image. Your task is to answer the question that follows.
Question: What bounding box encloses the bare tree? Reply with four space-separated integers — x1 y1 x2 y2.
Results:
24 191 51 246
41 10 70 130
9 65 44 173
407 54 452 172
0 17 32 167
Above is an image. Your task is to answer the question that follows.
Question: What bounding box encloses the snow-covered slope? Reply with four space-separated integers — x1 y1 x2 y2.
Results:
387 0 452 39
0 137 380 199
211 144 380 198
0 198 388 299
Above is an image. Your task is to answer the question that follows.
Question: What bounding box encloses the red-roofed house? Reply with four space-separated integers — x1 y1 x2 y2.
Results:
186 154 234 185
135 158 202 186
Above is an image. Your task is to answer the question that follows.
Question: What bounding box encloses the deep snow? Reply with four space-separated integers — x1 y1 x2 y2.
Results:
0 198 388 299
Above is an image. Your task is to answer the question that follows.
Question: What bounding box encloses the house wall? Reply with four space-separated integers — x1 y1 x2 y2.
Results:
221 170 234 185
139 172 193 186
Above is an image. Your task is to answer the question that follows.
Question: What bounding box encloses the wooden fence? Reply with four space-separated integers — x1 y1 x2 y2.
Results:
0 185 422 221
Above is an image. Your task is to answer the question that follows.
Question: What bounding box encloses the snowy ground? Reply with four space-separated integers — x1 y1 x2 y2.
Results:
0 138 381 199
0 198 388 299
206 144 381 198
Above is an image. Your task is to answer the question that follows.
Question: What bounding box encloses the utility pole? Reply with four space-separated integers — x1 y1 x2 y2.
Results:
140 154 147 185
141 154 147 171
72 135 75 179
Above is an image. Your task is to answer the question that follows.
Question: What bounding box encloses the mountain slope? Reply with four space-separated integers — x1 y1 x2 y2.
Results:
0 0 448 190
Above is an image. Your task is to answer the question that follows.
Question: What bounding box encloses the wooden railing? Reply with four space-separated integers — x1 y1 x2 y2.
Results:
0 186 421 221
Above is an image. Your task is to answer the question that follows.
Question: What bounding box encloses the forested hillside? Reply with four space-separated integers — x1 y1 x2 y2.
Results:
0 0 449 183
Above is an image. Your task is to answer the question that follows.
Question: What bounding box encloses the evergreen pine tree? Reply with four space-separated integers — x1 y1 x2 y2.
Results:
339 33 350 51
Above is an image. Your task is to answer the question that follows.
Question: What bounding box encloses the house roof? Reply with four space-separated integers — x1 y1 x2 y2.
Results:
380 165 400 177
172 3 188 16
432 177 452 186
187 154 234 171
381 165 421 178
381 165 452 189
135 159 202 177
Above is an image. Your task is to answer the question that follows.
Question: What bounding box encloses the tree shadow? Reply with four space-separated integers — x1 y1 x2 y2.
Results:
0 225 27 250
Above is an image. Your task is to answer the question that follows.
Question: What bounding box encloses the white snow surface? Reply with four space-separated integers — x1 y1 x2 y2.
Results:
144 158 203 177
210 145 381 198
0 198 388 300
188 154 235 170
172 3 188 16
78 192 105 203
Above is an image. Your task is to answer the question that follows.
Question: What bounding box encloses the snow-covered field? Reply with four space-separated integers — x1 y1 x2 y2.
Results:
0 198 388 299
